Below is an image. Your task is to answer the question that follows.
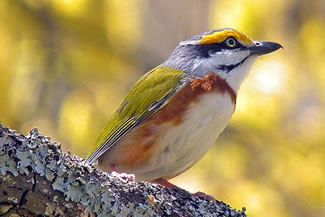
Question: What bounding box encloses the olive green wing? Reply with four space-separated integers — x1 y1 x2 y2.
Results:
86 66 185 163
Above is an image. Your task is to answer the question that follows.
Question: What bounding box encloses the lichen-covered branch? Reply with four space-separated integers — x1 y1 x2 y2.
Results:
0 123 247 217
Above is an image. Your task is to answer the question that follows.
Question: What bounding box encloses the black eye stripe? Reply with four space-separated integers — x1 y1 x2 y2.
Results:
191 40 244 58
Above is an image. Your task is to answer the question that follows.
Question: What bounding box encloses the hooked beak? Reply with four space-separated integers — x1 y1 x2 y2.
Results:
248 41 283 56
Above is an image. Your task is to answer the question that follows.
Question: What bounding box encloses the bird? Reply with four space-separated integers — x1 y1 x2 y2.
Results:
86 28 282 196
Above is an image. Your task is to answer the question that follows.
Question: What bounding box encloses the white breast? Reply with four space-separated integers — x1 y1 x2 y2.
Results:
136 92 235 181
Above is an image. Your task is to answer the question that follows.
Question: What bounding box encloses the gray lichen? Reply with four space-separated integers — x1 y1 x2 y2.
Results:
0 123 247 217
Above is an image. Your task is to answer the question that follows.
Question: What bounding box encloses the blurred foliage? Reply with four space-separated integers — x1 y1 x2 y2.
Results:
0 0 324 217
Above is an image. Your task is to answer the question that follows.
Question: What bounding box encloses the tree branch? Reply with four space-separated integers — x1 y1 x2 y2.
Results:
0 123 247 217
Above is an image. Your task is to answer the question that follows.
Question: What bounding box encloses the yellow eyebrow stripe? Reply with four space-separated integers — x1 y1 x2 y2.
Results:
199 29 254 45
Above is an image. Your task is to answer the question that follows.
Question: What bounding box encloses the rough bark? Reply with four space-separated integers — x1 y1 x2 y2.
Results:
0 123 247 217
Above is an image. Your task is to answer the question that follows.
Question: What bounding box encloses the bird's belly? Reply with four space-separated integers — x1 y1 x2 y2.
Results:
137 92 235 181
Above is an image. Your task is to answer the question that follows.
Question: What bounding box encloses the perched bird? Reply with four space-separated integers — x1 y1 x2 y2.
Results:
87 28 282 193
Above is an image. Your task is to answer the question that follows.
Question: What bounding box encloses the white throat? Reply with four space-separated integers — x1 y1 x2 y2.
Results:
192 51 257 93
225 56 257 92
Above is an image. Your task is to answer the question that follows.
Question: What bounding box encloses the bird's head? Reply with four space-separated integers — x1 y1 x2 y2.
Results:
163 28 282 92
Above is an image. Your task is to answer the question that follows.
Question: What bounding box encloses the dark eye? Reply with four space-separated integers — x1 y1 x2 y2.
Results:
225 37 237 48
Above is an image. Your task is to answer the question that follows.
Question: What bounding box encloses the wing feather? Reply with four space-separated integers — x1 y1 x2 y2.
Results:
86 66 185 163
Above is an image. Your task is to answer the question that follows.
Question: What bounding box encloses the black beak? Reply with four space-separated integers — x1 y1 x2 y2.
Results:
248 41 283 56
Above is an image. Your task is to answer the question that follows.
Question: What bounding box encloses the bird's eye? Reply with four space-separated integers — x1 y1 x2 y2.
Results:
225 37 237 48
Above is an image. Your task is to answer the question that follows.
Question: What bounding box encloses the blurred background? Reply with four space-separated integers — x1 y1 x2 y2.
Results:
0 0 324 216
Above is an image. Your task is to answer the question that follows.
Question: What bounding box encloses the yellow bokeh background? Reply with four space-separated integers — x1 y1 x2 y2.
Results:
1 1 324 216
